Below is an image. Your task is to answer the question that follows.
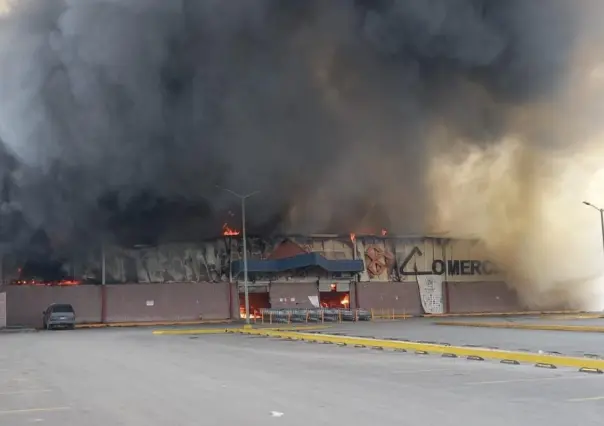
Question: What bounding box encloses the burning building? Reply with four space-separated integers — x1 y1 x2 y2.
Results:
6 228 510 319
0 0 603 323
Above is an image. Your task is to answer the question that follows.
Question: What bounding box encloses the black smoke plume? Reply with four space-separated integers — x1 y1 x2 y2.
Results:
0 0 586 255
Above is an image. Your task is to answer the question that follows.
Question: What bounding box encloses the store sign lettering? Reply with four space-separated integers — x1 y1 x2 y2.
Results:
399 247 498 276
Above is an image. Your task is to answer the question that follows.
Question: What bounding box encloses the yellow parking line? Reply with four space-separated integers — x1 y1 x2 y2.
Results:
152 328 229 335
271 325 331 331
235 329 604 370
0 407 70 415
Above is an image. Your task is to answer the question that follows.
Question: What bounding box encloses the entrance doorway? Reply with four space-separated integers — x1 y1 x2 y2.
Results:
319 288 350 309
238 292 270 319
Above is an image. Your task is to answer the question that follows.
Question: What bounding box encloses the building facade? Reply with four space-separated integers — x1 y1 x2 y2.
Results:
1 234 523 328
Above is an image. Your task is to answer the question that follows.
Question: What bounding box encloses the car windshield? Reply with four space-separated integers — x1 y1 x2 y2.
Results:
52 305 74 313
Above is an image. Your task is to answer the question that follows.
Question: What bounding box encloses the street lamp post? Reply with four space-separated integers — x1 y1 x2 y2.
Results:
583 201 604 258
218 187 260 325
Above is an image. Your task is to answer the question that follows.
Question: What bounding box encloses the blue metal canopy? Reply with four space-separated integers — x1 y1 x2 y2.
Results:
231 252 364 275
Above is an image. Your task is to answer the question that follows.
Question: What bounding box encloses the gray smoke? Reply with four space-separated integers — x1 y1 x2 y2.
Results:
0 0 587 252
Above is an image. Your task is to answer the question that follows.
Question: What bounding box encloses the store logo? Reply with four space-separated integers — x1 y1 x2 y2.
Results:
398 246 497 276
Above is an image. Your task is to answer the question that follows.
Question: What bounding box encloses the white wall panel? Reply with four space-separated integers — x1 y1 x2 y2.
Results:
445 239 502 282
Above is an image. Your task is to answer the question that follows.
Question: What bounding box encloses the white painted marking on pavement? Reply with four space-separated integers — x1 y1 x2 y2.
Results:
0 389 52 396
393 368 469 375
0 407 70 415
568 395 604 402
465 376 591 385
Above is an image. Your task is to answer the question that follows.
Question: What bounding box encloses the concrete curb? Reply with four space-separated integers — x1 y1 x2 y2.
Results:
0 327 37 334
151 324 331 335
70 309 596 329
434 321 604 333
544 314 604 320
232 328 604 371
76 319 233 329
424 310 589 318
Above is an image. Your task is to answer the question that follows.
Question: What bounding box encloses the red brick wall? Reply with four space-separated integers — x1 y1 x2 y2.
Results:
104 282 230 323
269 282 319 309
356 280 524 315
4 280 525 328
356 282 423 315
349 282 358 309
446 281 523 313
6 282 232 328
230 282 239 319
7 285 102 328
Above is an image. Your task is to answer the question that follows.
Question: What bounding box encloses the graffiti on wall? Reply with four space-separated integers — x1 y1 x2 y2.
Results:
364 244 395 279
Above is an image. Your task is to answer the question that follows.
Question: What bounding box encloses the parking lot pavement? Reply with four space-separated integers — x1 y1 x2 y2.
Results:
0 328 603 426
0 340 74 424
324 319 604 356
431 314 604 326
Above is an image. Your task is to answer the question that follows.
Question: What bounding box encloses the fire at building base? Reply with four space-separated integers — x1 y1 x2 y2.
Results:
0 230 526 328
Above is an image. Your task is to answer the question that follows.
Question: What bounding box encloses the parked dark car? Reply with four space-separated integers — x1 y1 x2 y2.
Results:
42 303 76 330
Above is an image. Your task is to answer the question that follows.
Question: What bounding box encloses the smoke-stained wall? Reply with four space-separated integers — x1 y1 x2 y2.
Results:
74 235 503 285
83 241 231 284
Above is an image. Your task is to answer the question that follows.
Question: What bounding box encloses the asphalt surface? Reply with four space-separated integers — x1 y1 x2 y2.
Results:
1 327 603 425
432 314 604 326
325 319 604 357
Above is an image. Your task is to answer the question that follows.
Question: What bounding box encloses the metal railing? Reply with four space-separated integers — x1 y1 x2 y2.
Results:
369 308 412 320
258 308 371 324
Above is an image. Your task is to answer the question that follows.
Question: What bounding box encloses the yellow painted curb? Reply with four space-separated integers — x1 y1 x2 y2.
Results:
236 329 604 370
153 328 230 335
273 325 331 331
434 321 604 333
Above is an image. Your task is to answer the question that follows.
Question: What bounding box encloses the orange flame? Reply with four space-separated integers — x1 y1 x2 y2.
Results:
12 279 81 286
59 279 81 286
341 294 350 307
239 306 261 319
223 223 240 236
